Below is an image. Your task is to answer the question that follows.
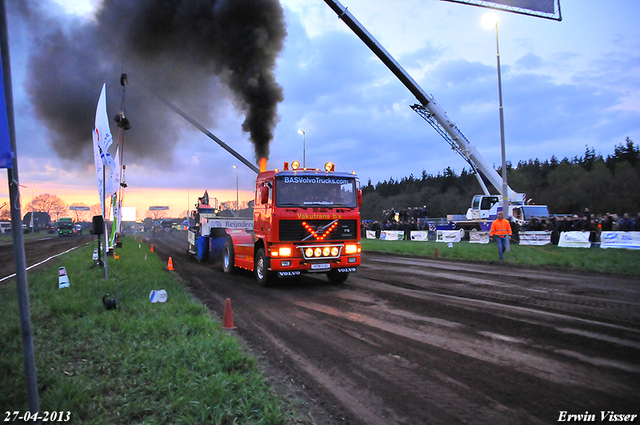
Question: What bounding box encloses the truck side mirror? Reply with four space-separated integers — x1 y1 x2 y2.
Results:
261 187 269 205
357 189 363 207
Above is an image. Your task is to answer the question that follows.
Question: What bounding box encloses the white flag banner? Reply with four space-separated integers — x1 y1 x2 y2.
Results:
110 195 119 247
92 128 105 214
105 146 120 199
93 84 117 214
116 197 123 235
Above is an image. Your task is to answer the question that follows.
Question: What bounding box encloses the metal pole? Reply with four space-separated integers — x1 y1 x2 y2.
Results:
0 0 40 417
298 129 305 168
233 165 238 212
495 22 510 250
102 168 108 279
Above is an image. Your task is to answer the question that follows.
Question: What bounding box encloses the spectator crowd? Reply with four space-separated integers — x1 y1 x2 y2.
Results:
516 208 640 244
363 206 640 245
379 206 429 231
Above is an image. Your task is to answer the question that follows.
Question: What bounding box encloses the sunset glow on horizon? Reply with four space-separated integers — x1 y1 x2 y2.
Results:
0 184 254 221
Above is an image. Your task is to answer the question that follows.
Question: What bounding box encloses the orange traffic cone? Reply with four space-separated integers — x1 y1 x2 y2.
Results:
167 257 174 271
435 247 439 258
223 298 236 329
150 246 154 252
114 252 119 260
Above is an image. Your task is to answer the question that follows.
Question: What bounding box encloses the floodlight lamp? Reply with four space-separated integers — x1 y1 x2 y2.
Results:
482 13 499 29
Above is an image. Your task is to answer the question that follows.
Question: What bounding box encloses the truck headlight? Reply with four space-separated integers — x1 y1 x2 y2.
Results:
279 247 292 257
272 246 292 257
314 247 322 257
344 244 360 254
305 247 314 257
331 247 339 256
322 247 331 257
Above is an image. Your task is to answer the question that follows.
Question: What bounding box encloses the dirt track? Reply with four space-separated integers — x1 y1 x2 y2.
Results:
0 234 93 281
4 233 639 424
144 232 640 425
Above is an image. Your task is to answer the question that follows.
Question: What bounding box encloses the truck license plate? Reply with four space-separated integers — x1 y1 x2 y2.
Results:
311 263 330 270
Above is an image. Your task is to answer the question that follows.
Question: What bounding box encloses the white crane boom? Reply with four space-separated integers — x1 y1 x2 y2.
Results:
324 0 524 204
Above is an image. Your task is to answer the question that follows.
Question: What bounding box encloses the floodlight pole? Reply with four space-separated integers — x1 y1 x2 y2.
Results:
298 129 306 168
1 0 40 417
494 21 510 251
232 165 239 214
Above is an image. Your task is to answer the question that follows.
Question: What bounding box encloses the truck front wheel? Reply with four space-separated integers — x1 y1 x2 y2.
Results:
255 248 273 286
327 269 348 284
222 239 235 273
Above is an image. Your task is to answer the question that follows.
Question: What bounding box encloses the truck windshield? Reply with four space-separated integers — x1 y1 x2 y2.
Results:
522 205 550 219
275 176 358 208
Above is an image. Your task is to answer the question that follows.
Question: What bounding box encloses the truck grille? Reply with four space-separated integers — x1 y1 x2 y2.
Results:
279 220 358 242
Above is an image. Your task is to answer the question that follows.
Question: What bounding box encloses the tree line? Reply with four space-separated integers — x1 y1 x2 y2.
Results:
0 194 246 223
360 138 640 220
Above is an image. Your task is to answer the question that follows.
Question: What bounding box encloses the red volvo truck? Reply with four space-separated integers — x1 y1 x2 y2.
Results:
188 160 362 285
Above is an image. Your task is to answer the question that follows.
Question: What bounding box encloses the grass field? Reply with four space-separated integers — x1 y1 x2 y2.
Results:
2 234 637 424
1 237 291 424
361 238 640 276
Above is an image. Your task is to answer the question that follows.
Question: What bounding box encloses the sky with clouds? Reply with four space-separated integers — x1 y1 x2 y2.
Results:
2 0 639 217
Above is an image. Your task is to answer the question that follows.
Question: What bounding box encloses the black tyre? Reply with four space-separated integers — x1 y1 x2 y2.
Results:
222 238 235 273
254 248 273 286
327 269 349 284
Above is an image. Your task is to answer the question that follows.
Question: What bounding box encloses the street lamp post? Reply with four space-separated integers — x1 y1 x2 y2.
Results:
232 165 238 214
297 129 306 168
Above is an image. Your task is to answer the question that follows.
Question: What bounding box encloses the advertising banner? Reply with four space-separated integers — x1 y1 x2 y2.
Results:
469 230 490 244
410 231 428 241
380 230 404 241
558 231 591 248
366 230 377 239
519 231 552 246
207 218 254 230
436 230 463 243
600 231 640 250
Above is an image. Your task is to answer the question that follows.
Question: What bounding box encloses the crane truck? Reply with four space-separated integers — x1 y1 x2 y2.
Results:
188 159 362 285
324 0 549 231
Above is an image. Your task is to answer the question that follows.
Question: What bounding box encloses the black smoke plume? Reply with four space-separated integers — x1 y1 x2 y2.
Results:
16 0 286 165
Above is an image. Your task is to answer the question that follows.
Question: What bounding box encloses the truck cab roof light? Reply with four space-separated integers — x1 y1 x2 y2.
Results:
324 162 335 172
291 161 300 170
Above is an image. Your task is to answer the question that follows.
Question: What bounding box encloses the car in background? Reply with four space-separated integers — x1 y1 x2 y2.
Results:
0 222 11 234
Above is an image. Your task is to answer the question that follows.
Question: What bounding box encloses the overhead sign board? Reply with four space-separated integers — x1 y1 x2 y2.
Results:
69 206 90 211
149 206 169 211
441 0 561 21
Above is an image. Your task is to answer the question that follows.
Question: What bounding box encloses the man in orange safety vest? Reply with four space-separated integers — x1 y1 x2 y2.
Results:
489 211 512 260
